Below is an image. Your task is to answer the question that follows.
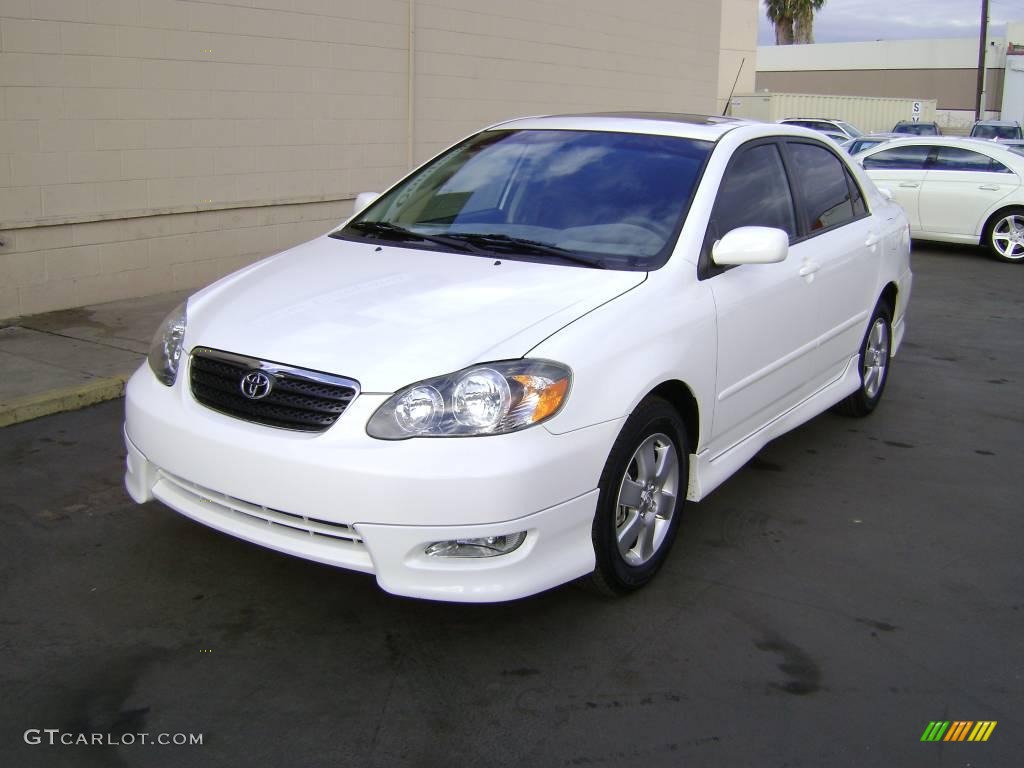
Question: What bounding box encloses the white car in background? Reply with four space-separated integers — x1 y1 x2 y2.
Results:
125 114 911 602
778 118 863 141
856 136 1024 262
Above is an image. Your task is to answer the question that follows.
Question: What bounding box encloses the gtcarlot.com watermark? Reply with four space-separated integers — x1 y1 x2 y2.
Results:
24 729 203 747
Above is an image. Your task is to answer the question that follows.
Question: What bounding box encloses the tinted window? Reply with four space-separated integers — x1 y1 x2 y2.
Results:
708 143 797 240
931 146 1009 173
862 145 931 170
788 143 855 231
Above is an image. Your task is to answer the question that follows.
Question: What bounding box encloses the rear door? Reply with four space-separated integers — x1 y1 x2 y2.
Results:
784 140 879 381
918 146 1020 237
860 144 932 231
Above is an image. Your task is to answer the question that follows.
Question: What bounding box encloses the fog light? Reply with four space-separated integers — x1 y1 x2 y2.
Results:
424 531 527 558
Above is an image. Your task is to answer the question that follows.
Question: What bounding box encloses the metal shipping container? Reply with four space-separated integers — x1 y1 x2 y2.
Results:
727 92 938 134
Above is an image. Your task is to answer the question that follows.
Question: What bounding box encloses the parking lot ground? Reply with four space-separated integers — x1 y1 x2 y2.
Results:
1 244 1022 767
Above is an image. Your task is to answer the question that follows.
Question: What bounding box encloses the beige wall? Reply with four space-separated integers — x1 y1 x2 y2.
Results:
717 0 757 113
1 0 734 320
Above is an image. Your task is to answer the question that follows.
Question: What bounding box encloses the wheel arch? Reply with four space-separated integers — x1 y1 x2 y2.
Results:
979 203 1024 243
879 281 898 316
644 380 700 454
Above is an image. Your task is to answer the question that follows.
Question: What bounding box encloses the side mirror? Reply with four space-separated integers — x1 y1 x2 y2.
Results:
712 226 789 266
353 192 380 216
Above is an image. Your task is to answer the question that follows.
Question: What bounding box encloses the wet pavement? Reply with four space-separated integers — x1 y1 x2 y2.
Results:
1 244 1021 767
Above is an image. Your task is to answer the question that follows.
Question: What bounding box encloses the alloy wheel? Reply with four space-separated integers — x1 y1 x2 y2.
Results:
614 433 679 566
863 317 890 399
992 214 1024 261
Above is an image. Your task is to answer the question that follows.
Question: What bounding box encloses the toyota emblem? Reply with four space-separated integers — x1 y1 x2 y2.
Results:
240 370 274 400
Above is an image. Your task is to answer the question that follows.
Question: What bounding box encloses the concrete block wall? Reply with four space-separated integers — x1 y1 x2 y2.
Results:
0 199 351 318
1 0 736 321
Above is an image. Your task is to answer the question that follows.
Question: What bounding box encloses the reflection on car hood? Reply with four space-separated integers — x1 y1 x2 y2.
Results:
186 235 646 392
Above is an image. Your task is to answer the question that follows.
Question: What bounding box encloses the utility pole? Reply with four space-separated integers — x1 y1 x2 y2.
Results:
975 0 990 121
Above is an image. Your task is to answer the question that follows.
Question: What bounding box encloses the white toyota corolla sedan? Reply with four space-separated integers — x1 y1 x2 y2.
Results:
855 136 1024 262
125 113 912 602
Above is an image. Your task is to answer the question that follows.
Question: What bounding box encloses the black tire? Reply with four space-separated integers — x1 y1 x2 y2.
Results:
587 397 688 595
835 302 893 417
984 208 1024 263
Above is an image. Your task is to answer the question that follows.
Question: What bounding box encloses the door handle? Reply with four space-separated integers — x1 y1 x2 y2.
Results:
979 184 1000 191
898 182 919 188
865 232 882 248
798 261 820 277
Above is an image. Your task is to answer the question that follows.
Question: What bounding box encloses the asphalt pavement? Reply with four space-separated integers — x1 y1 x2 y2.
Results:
0 243 1021 767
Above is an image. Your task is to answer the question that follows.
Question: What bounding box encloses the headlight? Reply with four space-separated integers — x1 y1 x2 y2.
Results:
367 360 570 439
147 302 187 386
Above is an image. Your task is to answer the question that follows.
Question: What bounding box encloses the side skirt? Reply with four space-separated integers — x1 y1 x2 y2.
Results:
686 355 861 502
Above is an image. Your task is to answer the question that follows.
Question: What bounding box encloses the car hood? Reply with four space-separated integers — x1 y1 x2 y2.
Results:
187 235 646 392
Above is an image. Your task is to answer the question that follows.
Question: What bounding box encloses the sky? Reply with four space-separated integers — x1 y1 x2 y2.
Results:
756 0 1019 46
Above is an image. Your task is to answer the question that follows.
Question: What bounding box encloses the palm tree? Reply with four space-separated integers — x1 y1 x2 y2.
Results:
794 0 826 44
765 0 795 46
765 0 826 45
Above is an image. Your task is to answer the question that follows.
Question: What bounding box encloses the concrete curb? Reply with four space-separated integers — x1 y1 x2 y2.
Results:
0 375 128 428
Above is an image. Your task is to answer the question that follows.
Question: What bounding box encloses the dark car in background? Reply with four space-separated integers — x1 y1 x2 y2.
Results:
969 120 1023 141
892 121 941 136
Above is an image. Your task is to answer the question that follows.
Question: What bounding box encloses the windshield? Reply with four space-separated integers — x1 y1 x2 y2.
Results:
336 129 713 270
972 124 1021 140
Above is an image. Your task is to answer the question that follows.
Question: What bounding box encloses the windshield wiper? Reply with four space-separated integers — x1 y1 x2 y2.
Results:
442 233 607 269
338 221 486 254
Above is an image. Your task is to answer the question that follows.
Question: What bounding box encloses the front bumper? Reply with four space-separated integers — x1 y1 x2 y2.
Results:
124 365 622 602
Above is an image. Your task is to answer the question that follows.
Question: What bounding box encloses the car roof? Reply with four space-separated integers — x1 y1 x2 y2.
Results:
894 120 938 125
856 134 1024 161
490 112 754 141
973 119 1020 126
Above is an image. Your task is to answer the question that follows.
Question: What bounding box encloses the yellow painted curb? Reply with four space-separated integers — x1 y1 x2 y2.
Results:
0 375 129 428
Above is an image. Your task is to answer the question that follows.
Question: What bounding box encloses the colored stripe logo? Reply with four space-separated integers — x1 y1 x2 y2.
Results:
921 721 997 742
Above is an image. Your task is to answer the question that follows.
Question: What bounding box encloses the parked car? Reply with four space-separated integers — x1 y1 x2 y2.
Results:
125 114 912 602
856 136 1024 262
779 118 862 140
969 120 1023 141
892 121 941 136
843 133 900 155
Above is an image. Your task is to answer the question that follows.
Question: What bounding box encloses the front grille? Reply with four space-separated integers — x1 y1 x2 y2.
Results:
189 347 359 432
160 472 364 547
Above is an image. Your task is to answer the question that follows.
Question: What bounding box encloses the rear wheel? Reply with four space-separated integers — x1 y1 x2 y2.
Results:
588 398 687 595
986 208 1024 263
835 303 892 417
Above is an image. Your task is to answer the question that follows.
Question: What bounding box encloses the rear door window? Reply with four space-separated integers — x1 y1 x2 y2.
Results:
930 146 1010 173
786 142 857 232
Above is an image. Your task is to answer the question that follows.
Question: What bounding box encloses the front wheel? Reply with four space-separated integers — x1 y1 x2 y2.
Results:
835 303 892 417
986 208 1024 263
588 397 688 595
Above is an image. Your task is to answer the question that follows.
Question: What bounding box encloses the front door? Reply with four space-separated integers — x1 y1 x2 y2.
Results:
701 141 820 455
